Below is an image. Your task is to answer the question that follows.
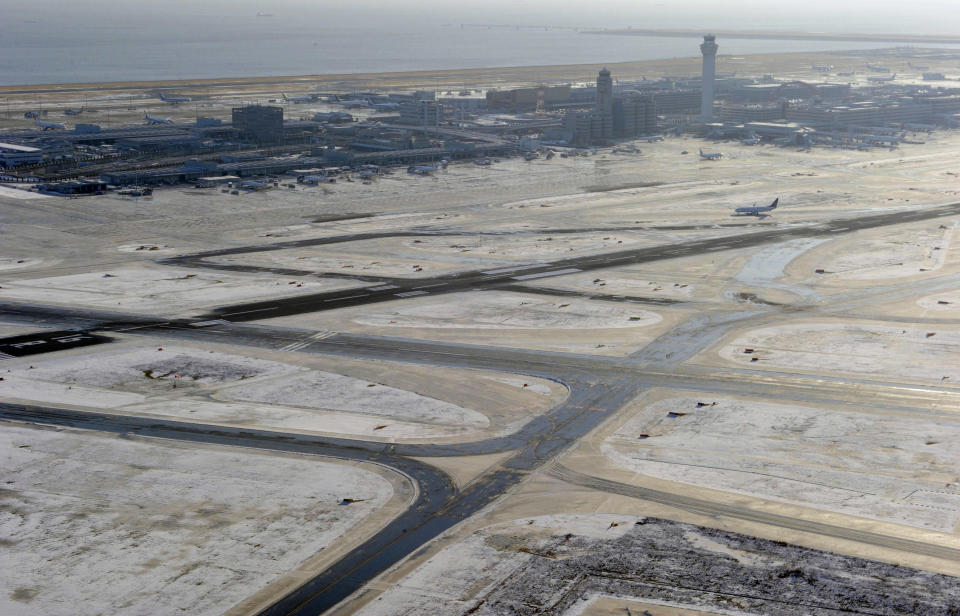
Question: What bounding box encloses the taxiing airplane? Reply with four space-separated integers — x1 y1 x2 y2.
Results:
812 64 833 72
35 119 66 130
159 91 191 104
734 198 779 217
407 165 438 175
867 73 896 82
699 148 722 160
64 107 84 116
741 136 760 145
144 113 174 125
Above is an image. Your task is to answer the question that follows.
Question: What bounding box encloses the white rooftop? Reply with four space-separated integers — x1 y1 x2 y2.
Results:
0 142 42 153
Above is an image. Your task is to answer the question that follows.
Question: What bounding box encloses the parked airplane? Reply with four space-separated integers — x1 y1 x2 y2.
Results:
282 92 317 104
642 135 665 142
159 91 191 104
867 73 897 82
371 102 401 111
407 164 438 175
35 119 66 130
699 148 722 160
334 97 371 108
734 198 779 217
63 107 84 116
144 112 174 125
741 136 761 145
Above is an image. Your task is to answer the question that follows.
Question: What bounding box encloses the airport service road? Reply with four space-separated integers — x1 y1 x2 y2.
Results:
548 464 960 563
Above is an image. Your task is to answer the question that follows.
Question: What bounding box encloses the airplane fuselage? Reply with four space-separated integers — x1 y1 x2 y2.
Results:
734 198 779 216
144 113 173 125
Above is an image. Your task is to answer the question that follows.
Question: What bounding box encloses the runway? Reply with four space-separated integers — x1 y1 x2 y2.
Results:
184 201 960 322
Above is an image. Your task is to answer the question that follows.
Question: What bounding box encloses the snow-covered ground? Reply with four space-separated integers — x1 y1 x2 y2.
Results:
786 222 956 283
351 290 662 330
0 424 393 616
394 231 650 261
917 289 960 312
218 370 490 428
717 321 960 383
0 257 44 271
0 344 523 440
205 248 469 279
602 394 960 531
0 265 364 315
2 345 296 391
352 515 635 616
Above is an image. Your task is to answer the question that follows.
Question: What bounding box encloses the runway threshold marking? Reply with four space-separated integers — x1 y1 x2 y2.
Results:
511 268 582 281
279 330 337 352
413 283 447 289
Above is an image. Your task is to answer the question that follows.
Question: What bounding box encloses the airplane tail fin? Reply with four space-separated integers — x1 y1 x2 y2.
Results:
771 198 779 209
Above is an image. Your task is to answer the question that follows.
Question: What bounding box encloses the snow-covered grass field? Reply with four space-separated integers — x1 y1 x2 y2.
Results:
0 424 393 616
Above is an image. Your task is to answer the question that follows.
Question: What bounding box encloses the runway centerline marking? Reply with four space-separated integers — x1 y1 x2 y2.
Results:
511 268 582 281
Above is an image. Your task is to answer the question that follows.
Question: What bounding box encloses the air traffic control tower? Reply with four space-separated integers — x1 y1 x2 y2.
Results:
700 34 718 121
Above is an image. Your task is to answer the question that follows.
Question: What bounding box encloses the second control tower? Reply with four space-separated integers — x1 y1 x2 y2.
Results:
700 34 718 121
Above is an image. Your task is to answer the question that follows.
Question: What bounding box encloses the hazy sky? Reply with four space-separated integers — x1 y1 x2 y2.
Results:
2 0 959 33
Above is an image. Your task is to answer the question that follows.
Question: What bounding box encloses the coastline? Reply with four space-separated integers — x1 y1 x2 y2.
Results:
0 48 899 98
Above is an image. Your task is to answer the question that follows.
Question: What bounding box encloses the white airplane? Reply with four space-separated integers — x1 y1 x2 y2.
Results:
334 98 371 109
867 73 896 82
699 148 722 160
866 63 891 73
159 91 190 104
371 102 401 111
812 64 833 72
741 136 760 145
144 112 174 125
642 135 664 142
735 198 779 217
909 62 930 70
407 165 438 175
282 92 317 104
35 119 66 130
